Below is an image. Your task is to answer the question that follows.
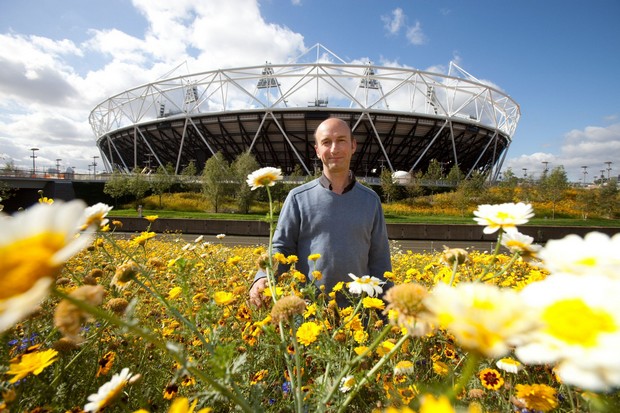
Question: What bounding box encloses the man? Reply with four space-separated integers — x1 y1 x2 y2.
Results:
249 117 392 308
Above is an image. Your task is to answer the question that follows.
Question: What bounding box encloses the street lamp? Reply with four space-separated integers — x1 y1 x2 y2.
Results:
92 156 99 178
581 166 588 185
541 161 549 174
605 161 612 180
522 168 527 178
30 147 39 176
56 158 62 176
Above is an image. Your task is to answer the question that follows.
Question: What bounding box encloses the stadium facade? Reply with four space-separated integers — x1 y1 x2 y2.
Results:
89 44 520 181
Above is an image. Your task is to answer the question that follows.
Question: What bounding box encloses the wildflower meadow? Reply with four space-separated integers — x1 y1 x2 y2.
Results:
1 168 620 412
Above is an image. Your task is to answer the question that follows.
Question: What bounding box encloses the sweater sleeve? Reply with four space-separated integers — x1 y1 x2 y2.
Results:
368 197 393 282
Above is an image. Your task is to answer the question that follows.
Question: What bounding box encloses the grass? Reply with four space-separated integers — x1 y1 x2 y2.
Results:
108 207 620 227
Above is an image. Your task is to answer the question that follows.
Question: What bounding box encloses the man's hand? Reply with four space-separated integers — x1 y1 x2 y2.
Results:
249 277 269 308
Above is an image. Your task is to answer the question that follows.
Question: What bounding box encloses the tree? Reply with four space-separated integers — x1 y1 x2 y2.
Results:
538 166 569 219
380 168 398 203
180 160 198 191
128 168 151 207
151 163 176 208
596 178 619 219
453 171 487 216
103 171 130 207
496 168 519 202
423 159 444 193
201 153 230 213
445 165 464 186
231 152 259 214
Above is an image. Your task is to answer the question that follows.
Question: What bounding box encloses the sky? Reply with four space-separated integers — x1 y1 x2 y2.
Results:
1 0 619 182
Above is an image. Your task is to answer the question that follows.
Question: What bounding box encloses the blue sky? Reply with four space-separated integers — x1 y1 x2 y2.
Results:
1 0 619 182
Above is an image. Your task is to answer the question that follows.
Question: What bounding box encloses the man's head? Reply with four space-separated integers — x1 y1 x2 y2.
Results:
314 118 357 176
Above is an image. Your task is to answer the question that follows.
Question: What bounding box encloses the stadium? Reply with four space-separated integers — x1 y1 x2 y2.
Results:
89 44 520 182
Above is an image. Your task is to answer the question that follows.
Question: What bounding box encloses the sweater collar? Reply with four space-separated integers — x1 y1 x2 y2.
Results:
319 171 356 193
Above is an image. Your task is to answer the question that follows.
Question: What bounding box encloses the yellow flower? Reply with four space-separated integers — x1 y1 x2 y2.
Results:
168 287 183 300
286 254 298 264
332 282 344 292
263 286 283 298
97 351 116 377
353 346 369 356
296 321 322 346
419 394 455 413
478 368 504 390
394 360 414 375
38 196 54 204
0 200 93 332
514 383 558 412
168 397 212 413
376 340 395 357
433 360 449 376
273 252 287 264
131 231 156 246
7 348 59 383
250 369 268 385
246 167 283 190
144 215 159 222
308 253 321 261
362 296 385 310
213 291 235 305
227 256 242 266
311 270 322 281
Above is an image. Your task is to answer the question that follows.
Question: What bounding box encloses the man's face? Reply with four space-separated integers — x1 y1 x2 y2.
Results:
314 119 357 174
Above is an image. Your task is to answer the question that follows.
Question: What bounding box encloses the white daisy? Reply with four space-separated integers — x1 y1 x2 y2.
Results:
501 231 542 262
0 200 93 333
246 167 283 190
496 357 523 374
421 282 540 358
515 274 620 391
539 232 620 279
84 367 140 412
473 202 534 234
82 202 113 230
347 273 385 297
339 375 355 392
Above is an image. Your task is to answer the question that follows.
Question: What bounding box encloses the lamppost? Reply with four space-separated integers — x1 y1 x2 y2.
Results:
541 161 549 174
92 156 99 178
56 158 62 176
581 166 588 185
522 168 527 178
30 147 39 176
605 161 612 180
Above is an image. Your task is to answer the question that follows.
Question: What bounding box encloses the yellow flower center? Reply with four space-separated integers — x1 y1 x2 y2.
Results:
543 298 616 346
0 232 65 299
575 257 597 267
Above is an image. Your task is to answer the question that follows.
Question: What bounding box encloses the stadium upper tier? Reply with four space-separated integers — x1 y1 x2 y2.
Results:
89 44 520 180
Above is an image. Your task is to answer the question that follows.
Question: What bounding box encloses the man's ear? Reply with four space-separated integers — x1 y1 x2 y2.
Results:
351 138 357 153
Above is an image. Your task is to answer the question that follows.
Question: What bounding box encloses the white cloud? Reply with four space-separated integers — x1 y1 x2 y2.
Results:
0 0 307 172
406 21 426 45
381 8 405 35
504 123 620 181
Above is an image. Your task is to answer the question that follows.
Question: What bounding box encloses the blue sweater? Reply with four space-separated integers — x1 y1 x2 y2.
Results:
256 178 392 295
